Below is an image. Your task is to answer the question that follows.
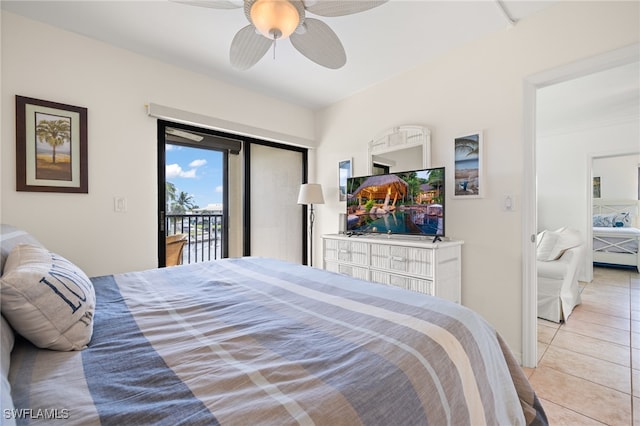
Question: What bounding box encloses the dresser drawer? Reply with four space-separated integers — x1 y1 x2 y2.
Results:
338 264 369 280
370 270 434 295
325 260 369 280
324 239 368 266
370 244 433 278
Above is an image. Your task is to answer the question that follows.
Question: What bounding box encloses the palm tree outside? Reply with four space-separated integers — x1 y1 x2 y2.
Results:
166 181 177 212
172 191 198 214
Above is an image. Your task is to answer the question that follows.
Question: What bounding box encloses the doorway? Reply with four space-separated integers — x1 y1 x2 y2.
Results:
157 121 240 267
522 45 640 368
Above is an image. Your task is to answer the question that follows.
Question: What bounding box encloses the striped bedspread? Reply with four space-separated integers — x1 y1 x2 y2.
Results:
8 257 547 425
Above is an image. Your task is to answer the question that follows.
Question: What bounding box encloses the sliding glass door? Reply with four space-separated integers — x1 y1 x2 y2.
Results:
245 142 307 264
158 120 307 266
157 121 241 266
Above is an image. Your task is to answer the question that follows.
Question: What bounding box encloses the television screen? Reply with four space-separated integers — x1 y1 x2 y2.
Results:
345 167 445 237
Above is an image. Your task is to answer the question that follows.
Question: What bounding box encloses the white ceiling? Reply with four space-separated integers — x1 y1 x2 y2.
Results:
2 0 557 110
537 61 640 137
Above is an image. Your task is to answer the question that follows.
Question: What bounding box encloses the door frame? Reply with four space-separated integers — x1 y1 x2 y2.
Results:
242 138 309 263
156 120 231 266
522 44 640 367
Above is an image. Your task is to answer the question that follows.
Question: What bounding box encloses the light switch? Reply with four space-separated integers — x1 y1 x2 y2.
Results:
114 197 127 213
503 194 516 212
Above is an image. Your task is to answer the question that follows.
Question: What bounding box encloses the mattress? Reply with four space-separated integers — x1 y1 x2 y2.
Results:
7 257 546 425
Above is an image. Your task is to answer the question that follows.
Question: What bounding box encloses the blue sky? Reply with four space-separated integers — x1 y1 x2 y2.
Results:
165 144 223 208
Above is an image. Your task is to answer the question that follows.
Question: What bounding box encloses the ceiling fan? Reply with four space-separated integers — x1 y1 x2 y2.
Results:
176 0 387 70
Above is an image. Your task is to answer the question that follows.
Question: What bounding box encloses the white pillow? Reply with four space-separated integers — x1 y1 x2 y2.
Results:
537 228 582 261
536 230 561 261
0 244 95 351
0 224 44 276
557 228 582 249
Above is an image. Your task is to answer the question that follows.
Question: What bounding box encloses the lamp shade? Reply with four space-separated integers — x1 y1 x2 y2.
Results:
297 183 324 205
250 0 300 40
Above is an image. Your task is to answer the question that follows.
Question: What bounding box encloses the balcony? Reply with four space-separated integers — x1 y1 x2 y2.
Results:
166 213 224 265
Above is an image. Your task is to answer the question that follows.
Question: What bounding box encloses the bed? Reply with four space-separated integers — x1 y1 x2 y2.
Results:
593 199 640 272
0 225 547 425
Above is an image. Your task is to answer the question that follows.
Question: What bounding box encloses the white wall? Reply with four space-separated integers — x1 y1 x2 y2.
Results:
593 154 640 200
538 130 639 234
314 1 639 358
537 123 639 281
1 11 315 276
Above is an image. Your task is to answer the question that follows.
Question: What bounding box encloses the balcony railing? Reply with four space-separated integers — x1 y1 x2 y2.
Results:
166 213 224 264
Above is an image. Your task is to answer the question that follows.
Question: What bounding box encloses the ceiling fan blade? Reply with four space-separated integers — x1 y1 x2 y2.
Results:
230 25 272 70
304 0 387 17
171 0 243 9
290 18 346 69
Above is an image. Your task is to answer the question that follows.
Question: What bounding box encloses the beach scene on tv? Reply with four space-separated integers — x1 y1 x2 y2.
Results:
346 168 445 236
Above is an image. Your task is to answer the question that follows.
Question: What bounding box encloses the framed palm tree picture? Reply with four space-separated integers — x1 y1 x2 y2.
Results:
16 96 88 193
453 131 483 198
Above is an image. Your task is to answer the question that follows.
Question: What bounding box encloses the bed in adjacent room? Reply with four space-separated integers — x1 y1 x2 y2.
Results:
0 224 547 425
592 199 640 272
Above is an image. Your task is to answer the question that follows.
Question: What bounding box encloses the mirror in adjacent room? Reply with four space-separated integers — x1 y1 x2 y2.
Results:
368 125 431 174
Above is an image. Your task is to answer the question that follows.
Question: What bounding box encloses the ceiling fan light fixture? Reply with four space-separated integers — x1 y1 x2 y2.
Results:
250 0 300 40
294 22 307 35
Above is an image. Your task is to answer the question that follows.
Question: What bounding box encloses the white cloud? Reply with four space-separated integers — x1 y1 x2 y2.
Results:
166 164 181 178
189 159 207 168
166 163 197 179
215 185 223 193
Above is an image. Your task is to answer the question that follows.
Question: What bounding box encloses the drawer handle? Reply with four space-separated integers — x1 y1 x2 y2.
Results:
339 249 350 254
391 256 405 262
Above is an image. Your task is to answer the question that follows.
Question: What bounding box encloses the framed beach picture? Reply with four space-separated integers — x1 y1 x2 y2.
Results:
338 158 352 201
593 176 601 198
16 96 88 193
453 131 483 198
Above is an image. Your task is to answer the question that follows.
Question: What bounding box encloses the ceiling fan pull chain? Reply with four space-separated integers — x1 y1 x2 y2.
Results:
269 27 282 61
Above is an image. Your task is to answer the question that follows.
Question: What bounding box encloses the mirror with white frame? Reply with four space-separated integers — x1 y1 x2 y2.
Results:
368 125 431 175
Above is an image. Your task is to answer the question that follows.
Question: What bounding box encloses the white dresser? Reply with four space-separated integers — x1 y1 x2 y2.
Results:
322 234 463 303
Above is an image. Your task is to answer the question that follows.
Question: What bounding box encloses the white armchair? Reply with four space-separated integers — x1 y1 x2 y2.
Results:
537 228 584 323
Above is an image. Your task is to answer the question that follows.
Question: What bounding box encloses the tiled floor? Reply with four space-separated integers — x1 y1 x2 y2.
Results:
524 266 640 425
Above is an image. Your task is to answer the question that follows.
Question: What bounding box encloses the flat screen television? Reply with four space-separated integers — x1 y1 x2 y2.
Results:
345 167 445 240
